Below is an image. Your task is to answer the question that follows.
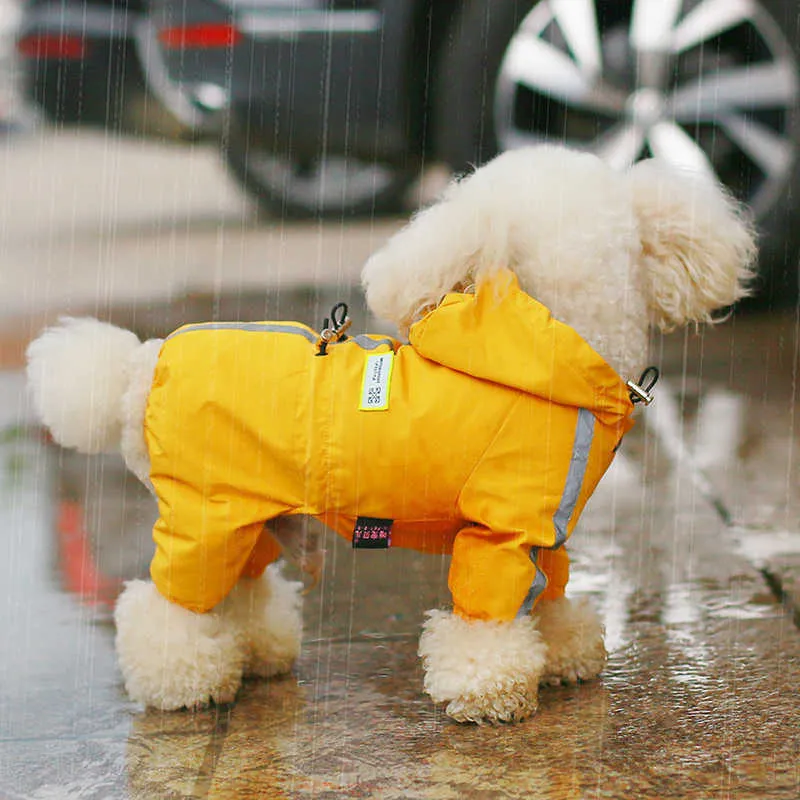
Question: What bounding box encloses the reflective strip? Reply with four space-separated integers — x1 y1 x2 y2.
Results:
351 334 394 351
516 548 547 618
167 321 317 342
167 323 394 353
552 408 595 547
516 408 595 617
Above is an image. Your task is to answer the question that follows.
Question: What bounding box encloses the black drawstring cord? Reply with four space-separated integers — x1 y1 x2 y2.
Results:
627 366 660 405
316 301 352 356
329 302 349 332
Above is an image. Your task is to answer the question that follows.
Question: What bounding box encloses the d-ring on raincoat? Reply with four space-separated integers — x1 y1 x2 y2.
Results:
144 270 635 621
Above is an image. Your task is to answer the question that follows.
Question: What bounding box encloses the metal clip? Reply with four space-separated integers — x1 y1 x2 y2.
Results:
316 302 352 355
627 366 660 405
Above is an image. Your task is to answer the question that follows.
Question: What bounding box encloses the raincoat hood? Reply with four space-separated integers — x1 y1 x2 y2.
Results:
408 269 634 428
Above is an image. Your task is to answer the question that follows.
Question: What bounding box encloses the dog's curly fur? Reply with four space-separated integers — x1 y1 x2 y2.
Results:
363 146 756 379
26 146 756 723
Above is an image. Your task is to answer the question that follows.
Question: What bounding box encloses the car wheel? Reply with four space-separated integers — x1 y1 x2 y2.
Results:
223 119 418 219
434 0 800 304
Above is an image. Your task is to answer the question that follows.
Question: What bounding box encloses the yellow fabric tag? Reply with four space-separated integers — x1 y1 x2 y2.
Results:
359 352 394 411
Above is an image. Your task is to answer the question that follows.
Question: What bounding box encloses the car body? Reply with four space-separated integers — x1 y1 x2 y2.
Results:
16 0 800 301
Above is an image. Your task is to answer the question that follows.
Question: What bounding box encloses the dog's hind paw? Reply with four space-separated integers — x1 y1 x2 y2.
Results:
114 580 246 711
534 596 607 686
222 565 304 680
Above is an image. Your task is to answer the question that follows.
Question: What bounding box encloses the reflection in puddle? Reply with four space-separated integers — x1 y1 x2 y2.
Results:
709 603 783 621
663 584 713 687
600 579 637 654
732 528 800 564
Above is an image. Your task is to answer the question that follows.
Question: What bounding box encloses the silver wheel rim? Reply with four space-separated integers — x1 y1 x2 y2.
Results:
242 152 397 211
495 0 800 217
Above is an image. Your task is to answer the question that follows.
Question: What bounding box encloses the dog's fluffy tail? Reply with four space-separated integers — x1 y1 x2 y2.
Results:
26 318 142 453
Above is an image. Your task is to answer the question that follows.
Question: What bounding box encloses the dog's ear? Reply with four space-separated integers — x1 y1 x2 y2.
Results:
628 159 757 331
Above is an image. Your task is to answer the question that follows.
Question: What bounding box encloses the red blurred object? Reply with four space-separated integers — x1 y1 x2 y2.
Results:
158 22 242 50
17 33 87 60
56 500 119 606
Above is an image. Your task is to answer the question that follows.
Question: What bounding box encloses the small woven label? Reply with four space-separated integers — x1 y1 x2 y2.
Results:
359 353 394 410
352 516 393 549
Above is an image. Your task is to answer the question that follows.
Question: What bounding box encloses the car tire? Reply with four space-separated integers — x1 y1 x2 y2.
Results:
433 0 800 305
223 117 418 219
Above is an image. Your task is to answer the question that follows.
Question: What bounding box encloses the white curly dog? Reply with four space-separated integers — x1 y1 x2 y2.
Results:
26 145 755 723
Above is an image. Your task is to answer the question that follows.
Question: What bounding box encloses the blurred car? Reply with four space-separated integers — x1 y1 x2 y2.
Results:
20 0 800 302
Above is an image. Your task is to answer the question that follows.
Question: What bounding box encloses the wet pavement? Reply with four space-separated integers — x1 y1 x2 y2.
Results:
0 131 799 799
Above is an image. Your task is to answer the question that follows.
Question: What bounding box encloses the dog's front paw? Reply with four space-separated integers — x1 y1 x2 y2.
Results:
442 686 535 725
114 580 246 710
418 610 547 724
533 596 607 686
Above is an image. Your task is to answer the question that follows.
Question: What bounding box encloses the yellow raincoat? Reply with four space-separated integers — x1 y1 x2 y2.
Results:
145 270 634 620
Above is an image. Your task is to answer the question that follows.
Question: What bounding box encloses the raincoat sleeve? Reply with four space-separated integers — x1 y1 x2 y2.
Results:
448 524 539 621
451 396 613 621
447 529 571 621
